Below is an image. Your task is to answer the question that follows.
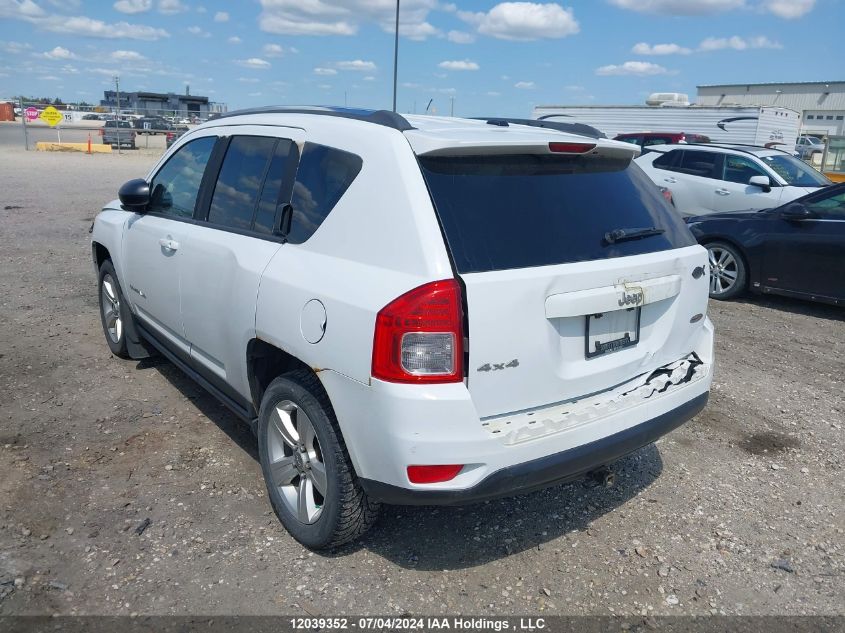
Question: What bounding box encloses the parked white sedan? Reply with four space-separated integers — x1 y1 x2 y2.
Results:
636 143 830 216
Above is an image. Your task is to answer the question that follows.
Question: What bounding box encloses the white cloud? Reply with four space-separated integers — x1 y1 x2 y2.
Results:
227 36 241 44
113 0 152 13
46 17 169 40
314 67 337 75
486 91 501 96
631 42 691 55
111 49 145 60
213 11 229 22
258 0 441 40
459 2 579 41
596 61 670 75
363 75 375 81
335 59 376 72
187 25 210 37
43 45 75 59
0 2 169 39
248 91 262 97
514 80 535 89
447 30 475 44
608 0 744 14
262 43 284 57
1 41 32 53
238 77 259 83
438 59 480 71
698 35 782 51
158 0 188 14
237 57 271 69
764 0 814 18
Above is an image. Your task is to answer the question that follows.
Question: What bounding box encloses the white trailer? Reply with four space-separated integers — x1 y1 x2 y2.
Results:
532 104 801 151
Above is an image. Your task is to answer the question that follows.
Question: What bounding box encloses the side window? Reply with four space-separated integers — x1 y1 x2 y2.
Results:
207 136 277 230
653 150 681 171
805 191 845 219
287 143 362 244
618 136 641 147
677 150 722 179
149 136 216 218
643 137 669 147
253 140 295 235
722 155 768 184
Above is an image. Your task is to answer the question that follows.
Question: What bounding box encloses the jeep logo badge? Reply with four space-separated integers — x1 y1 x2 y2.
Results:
618 290 643 307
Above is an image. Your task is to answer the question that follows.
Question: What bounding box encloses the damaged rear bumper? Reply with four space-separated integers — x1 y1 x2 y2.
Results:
360 390 708 506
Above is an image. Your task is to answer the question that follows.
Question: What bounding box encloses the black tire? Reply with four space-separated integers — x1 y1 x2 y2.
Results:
706 241 747 300
257 370 380 549
97 260 132 359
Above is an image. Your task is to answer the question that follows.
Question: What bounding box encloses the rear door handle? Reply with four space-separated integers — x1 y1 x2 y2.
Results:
663 177 677 184
159 238 180 251
715 189 731 196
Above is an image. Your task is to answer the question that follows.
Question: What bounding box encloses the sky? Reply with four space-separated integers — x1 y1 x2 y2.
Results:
0 0 842 117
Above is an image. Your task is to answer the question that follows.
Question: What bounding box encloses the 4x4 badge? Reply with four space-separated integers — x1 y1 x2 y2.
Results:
477 359 519 372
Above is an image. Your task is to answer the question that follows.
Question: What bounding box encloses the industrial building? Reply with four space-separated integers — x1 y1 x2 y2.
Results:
696 81 845 136
100 89 225 119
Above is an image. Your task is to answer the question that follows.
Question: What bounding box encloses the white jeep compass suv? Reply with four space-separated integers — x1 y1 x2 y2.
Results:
91 107 714 549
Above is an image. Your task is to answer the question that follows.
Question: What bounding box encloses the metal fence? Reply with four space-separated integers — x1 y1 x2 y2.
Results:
9 100 218 153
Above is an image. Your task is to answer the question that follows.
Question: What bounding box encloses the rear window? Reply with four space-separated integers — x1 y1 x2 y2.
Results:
419 154 696 274
106 120 133 128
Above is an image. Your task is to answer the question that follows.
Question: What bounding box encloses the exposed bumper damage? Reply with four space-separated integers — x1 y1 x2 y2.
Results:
481 353 708 446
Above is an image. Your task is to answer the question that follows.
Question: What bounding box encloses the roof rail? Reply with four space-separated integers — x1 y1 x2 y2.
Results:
216 106 414 131
471 117 605 139
682 142 792 156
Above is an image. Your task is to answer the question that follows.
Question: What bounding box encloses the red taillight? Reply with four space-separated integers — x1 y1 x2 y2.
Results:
407 464 463 484
166 132 174 141
372 279 463 384
548 142 596 153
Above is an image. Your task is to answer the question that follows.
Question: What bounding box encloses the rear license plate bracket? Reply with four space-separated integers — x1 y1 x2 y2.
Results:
585 307 641 359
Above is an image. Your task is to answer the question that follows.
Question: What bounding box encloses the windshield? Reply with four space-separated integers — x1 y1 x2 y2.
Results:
419 154 695 274
761 155 831 187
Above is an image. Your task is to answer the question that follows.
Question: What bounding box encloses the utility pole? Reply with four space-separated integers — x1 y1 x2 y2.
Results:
392 0 400 112
113 75 121 155
20 97 29 151
450 96 455 117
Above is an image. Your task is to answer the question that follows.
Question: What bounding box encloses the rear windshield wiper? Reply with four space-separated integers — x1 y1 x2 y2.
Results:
603 227 665 245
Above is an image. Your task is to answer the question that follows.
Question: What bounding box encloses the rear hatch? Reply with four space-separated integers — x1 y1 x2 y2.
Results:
417 143 709 419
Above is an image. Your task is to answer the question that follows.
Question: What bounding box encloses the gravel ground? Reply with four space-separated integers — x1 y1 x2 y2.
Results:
0 147 842 616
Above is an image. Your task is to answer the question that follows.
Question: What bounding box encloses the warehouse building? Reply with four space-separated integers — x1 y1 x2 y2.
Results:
100 89 214 118
697 81 845 136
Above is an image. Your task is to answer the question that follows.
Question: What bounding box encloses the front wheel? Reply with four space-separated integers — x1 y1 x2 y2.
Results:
706 241 746 300
97 260 131 358
257 370 380 549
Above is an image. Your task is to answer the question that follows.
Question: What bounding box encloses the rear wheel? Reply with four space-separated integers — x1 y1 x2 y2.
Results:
257 370 379 549
706 241 746 300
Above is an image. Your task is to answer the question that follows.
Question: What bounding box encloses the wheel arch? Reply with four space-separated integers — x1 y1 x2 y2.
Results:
92 241 111 269
246 339 322 413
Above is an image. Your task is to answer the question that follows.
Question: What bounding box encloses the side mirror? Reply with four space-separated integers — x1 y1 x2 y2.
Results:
780 203 816 221
118 178 150 212
749 175 772 192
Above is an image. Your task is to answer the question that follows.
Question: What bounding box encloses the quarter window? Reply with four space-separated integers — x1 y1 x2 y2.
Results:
149 136 216 218
208 136 278 230
287 143 362 244
253 140 296 235
652 150 681 171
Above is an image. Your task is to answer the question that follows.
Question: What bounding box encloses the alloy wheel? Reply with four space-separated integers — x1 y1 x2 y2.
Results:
266 400 327 525
101 274 123 344
707 246 739 296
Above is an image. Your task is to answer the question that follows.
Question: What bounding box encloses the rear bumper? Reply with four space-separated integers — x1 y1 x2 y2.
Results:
359 391 707 505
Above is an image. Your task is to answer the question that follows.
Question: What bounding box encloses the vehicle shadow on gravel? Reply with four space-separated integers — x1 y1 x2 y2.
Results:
733 294 844 321
138 356 663 570
343 446 663 570
136 357 258 461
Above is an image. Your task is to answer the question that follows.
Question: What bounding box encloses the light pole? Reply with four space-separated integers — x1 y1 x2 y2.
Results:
113 75 121 155
392 0 400 112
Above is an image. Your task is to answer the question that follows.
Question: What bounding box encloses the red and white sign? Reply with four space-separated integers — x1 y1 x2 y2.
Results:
24 106 38 122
